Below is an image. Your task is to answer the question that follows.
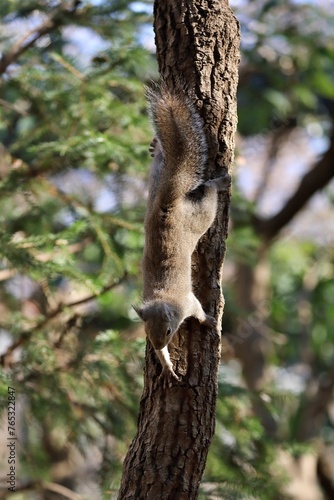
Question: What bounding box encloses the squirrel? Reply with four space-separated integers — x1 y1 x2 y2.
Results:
134 85 231 382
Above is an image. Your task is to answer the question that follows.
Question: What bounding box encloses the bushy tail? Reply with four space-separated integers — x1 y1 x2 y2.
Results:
146 85 208 198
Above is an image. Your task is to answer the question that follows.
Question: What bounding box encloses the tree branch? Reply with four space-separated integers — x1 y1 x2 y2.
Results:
0 481 83 500
0 274 127 367
0 3 81 75
296 364 334 441
253 128 334 241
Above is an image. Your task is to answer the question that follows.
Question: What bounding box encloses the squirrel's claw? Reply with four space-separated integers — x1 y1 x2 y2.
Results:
149 137 158 157
159 366 181 387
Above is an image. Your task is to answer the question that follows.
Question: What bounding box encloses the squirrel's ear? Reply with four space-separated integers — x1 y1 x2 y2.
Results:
133 304 146 321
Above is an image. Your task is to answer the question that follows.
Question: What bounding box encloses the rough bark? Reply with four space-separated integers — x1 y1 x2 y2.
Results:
117 1 239 498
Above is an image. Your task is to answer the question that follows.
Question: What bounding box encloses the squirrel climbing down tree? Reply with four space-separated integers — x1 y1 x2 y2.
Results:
134 85 231 381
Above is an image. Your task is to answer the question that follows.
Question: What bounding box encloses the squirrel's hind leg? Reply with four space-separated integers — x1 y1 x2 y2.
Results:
204 172 231 191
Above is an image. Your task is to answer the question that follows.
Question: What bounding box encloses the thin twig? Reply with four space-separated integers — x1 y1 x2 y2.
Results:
0 273 127 366
42 481 83 500
253 126 334 240
0 3 81 75
0 97 29 116
0 481 83 500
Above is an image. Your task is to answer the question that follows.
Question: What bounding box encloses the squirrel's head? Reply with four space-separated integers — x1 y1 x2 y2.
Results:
133 301 181 350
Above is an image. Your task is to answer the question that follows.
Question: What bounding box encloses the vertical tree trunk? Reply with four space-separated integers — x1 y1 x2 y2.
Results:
117 1 239 498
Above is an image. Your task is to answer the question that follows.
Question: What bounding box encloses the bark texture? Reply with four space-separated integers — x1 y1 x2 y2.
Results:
117 1 239 498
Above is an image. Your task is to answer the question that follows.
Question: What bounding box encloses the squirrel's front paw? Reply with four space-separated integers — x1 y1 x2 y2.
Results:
159 366 181 386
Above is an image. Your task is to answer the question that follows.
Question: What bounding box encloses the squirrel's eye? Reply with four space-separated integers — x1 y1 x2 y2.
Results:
166 327 172 336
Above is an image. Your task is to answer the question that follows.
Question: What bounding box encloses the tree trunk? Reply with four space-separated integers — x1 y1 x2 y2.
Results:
117 1 239 498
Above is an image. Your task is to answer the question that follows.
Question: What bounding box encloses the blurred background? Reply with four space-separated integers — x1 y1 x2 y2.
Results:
0 0 333 498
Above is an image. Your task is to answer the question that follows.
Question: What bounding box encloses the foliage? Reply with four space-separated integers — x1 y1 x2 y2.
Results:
0 0 155 496
202 382 287 500
237 0 334 136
